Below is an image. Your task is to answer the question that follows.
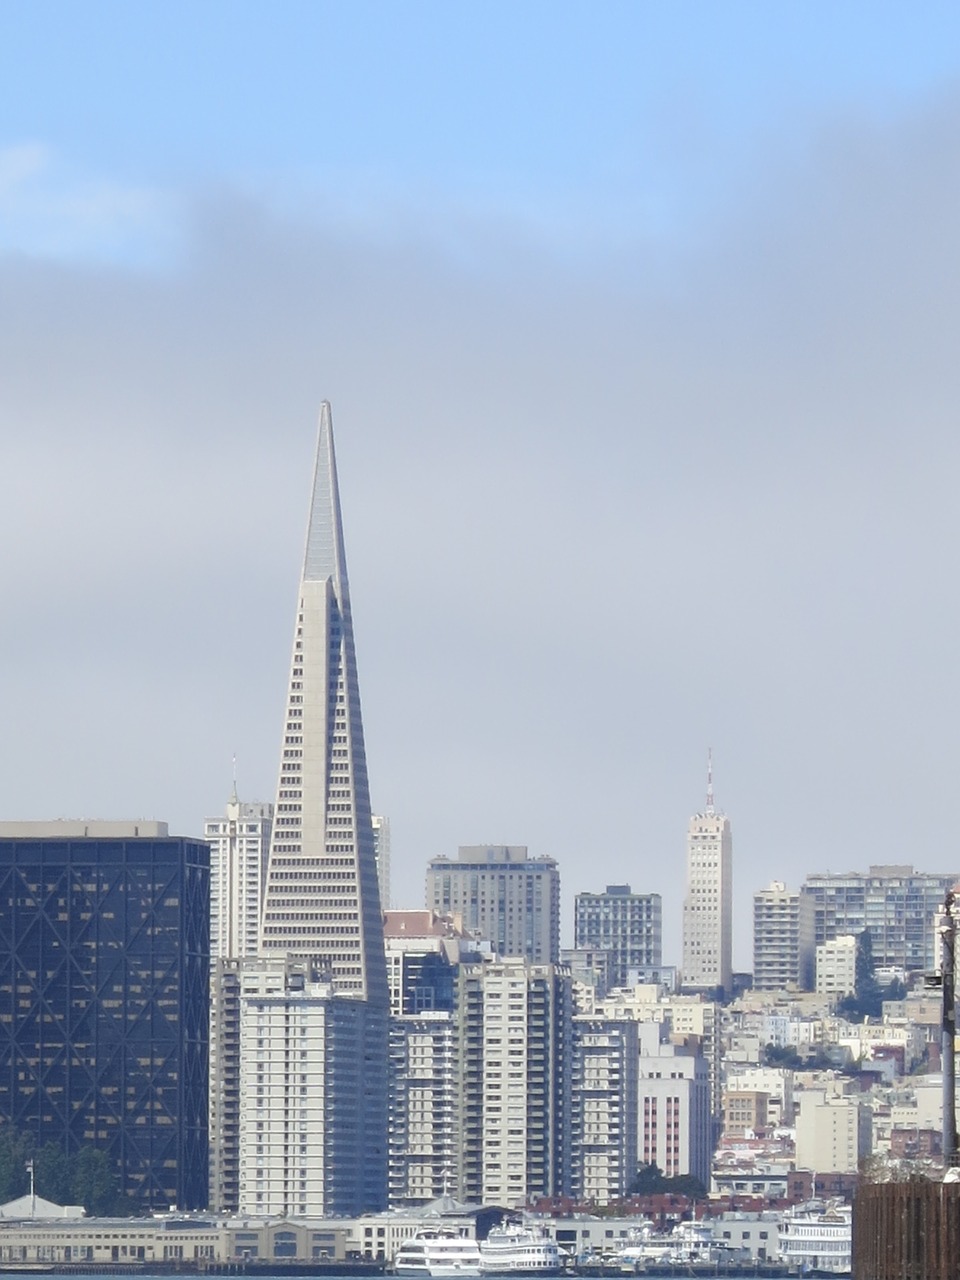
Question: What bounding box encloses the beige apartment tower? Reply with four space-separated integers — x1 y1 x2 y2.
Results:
753 880 815 991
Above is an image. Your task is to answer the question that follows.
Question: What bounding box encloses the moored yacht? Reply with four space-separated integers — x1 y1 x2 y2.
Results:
394 1229 483 1277
479 1223 562 1275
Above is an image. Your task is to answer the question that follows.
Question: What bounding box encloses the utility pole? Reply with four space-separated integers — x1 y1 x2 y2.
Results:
942 889 958 1167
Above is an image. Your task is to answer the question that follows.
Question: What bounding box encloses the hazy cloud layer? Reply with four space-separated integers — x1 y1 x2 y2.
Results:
2 94 960 963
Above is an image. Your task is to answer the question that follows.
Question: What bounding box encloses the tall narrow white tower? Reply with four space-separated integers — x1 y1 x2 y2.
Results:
206 788 273 960
681 752 733 996
241 404 388 1215
259 402 387 1005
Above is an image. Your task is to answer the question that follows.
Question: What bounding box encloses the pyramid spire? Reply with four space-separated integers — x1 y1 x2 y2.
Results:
258 404 387 1005
302 401 350 590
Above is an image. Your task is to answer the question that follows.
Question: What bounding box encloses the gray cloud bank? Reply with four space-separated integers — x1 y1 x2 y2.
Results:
2 95 960 965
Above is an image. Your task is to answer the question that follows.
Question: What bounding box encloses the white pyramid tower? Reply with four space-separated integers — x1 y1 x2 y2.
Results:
259 402 387 1007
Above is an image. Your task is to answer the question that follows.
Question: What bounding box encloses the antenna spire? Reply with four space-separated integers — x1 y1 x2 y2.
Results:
706 748 715 815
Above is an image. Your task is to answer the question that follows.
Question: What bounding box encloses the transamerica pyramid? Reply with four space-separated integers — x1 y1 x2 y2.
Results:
259 402 388 1007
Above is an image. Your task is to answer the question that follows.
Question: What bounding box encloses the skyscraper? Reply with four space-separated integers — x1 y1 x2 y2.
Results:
800 865 957 976
382 912 478 1208
681 755 733 996
426 845 560 963
0 821 209 1211
259 402 387 1002
574 884 662 988
237 957 382 1216
457 958 571 1207
239 403 388 1213
570 1017 638 1204
753 880 815 991
206 790 273 960
206 791 273 1211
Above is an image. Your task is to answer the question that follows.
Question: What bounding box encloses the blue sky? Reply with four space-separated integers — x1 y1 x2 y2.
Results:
4 3 960 258
3 3 960 963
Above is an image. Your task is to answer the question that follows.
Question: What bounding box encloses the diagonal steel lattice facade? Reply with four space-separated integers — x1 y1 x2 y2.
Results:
0 837 209 1210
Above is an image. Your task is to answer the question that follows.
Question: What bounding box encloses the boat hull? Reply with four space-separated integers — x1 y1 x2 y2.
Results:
396 1267 482 1277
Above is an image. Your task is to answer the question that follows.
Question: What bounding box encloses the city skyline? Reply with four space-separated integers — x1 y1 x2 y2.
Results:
6 7 960 970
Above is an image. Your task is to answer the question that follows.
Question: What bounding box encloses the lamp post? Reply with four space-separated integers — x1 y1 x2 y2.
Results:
942 889 958 1168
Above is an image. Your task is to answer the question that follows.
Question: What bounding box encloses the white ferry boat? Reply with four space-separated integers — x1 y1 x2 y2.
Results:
779 1203 851 1274
394 1228 483 1277
479 1223 562 1275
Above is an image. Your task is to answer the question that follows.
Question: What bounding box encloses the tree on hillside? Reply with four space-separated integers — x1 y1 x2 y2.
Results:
629 1162 706 1200
836 932 905 1022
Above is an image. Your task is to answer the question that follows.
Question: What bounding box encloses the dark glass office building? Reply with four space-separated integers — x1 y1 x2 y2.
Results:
0 823 209 1211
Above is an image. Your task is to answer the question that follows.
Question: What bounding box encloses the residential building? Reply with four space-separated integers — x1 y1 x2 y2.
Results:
382 912 468 1207
372 815 391 911
681 759 733 996
724 1066 794 1126
561 948 613 1012
387 1010 459 1207
457 958 571 1207
209 956 243 1213
753 881 815 992
816 936 858 998
574 885 662 989
206 792 272 1212
383 910 473 1018
723 1090 769 1139
426 846 560 964
0 821 209 1210
795 1090 870 1175
237 958 384 1216
205 792 273 960
570 1018 638 1204
593 987 723 1122
801 866 957 976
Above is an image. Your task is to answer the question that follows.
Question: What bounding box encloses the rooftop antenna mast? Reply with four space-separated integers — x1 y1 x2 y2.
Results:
705 748 715 816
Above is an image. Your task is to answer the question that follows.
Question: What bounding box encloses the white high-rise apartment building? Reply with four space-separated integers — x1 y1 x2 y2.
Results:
388 1011 459 1207
206 791 273 959
681 759 733 996
237 958 379 1216
206 794 272 1212
457 958 571 1207
236 404 389 1215
372 814 390 911
753 881 815 992
570 1019 638 1204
